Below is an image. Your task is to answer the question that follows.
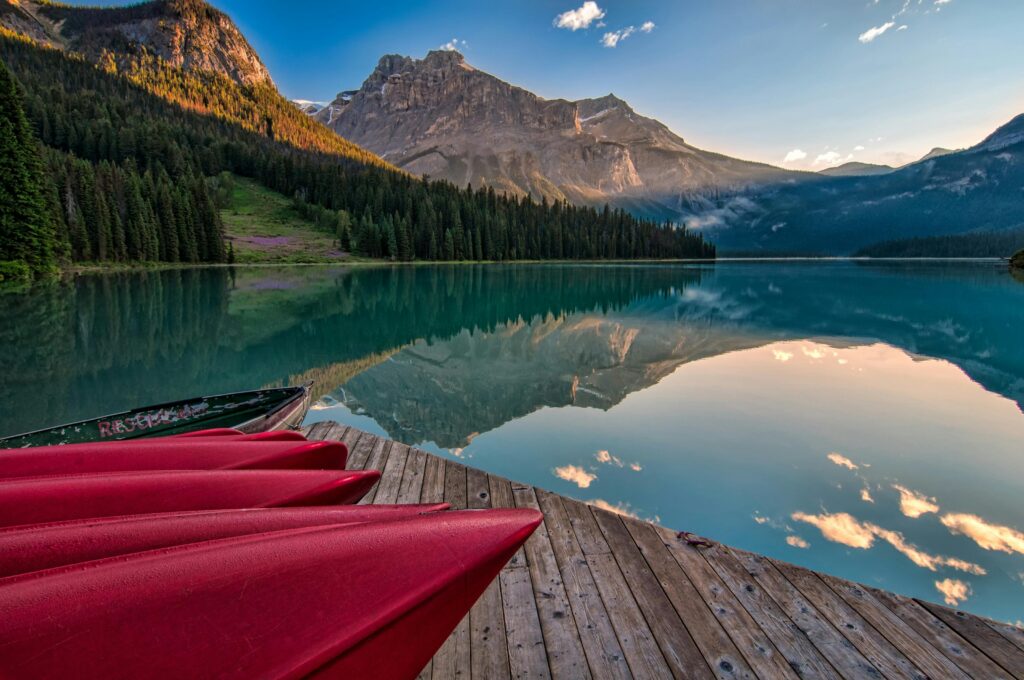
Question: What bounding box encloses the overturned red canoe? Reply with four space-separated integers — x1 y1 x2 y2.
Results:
0 440 348 479
0 469 380 528
173 428 309 442
0 504 450 578
0 509 542 680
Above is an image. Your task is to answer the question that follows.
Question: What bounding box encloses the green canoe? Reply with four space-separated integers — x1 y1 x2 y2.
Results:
0 384 312 449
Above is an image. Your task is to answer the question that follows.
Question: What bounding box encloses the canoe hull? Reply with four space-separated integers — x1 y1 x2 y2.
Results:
0 384 313 449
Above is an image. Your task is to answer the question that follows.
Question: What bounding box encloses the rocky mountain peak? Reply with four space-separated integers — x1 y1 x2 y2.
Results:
0 0 273 86
310 50 798 211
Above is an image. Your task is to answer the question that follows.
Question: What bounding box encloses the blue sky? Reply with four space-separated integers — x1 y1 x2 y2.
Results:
70 0 1024 169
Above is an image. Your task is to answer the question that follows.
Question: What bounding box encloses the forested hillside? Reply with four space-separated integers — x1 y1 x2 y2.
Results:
856 227 1024 258
0 5 713 276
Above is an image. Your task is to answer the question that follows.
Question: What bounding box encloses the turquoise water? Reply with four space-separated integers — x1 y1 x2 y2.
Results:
2 262 1022 622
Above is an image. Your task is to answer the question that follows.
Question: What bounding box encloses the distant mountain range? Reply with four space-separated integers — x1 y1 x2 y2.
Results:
306 51 1024 255
700 116 1024 254
4 0 1021 257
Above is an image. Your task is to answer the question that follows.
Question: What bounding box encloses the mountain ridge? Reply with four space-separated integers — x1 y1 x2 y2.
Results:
311 49 804 216
1 0 272 86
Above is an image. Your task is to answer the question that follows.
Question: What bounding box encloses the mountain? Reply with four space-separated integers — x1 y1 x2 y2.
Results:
1 0 271 86
818 161 894 177
918 147 955 162
0 3 713 271
293 99 327 115
686 113 1024 255
311 50 801 218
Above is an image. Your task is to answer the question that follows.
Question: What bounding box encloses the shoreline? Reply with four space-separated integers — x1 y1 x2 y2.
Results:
61 255 1008 275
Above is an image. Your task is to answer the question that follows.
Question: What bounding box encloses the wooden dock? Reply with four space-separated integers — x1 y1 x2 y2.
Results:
303 421 1024 679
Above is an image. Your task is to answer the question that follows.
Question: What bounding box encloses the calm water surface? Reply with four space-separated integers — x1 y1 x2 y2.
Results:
2 262 1022 622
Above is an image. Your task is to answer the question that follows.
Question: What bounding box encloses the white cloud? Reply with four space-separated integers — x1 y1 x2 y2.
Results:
589 498 640 519
439 37 467 52
554 2 606 31
935 578 970 606
861 487 875 503
601 25 636 48
792 511 985 575
773 349 794 362
858 21 896 43
553 464 597 488
854 145 866 151
942 513 1024 554
783 149 807 163
897 24 908 31
827 452 858 470
595 449 622 466
640 21 656 33
892 484 940 518
787 535 810 549
814 151 844 167
629 462 643 472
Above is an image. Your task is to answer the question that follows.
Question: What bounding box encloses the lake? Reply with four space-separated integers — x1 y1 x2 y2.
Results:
2 261 1022 623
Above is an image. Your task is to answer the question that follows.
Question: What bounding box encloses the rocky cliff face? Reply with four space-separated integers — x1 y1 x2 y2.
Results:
314 50 798 215
1 0 272 86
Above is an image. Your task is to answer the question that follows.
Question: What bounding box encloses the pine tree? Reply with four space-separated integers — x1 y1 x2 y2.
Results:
0 58 57 273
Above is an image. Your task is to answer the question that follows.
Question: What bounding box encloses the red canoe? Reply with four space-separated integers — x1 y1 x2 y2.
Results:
174 428 309 441
0 469 380 528
0 504 450 578
0 509 542 680
0 440 348 478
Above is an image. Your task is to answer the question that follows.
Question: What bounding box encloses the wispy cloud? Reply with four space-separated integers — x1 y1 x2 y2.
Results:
814 150 846 167
787 535 810 549
859 21 895 43
602 26 635 48
439 37 468 52
893 484 940 518
783 149 807 163
640 21 656 33
553 464 597 488
792 511 985 575
827 452 859 470
590 498 640 519
942 513 1024 554
554 2 606 31
935 578 970 606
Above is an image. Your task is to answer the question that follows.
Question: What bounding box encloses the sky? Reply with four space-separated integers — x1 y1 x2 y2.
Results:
66 0 1024 170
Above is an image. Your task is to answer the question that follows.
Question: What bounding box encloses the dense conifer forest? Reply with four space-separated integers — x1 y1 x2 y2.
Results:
0 30 714 276
855 227 1024 258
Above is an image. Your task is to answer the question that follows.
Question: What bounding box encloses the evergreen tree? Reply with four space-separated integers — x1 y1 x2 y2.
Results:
0 58 56 272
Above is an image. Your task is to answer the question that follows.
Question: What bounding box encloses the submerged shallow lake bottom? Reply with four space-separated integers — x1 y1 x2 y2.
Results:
2 261 1022 622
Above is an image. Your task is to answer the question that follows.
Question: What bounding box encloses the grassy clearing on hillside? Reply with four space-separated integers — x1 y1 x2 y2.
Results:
221 176 352 264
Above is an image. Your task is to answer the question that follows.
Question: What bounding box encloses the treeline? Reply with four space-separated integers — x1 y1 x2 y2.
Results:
0 30 713 274
856 227 1024 258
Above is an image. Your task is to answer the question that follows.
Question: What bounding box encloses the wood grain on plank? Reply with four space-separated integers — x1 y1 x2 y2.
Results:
916 599 1024 680
628 520 792 680
535 489 631 680
591 509 715 680
513 486 592 680
728 548 883 680
818 573 969 680
698 540 841 680
372 441 409 504
866 585 1012 679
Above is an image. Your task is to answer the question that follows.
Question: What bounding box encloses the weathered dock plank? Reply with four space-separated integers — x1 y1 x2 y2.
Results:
307 423 1024 680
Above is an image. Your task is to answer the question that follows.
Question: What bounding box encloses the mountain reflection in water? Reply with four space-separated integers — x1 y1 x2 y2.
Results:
1 261 1021 622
